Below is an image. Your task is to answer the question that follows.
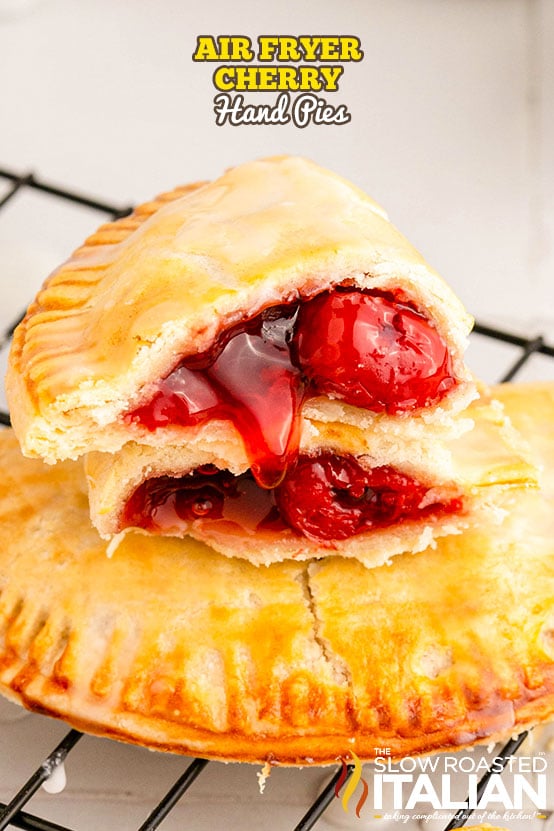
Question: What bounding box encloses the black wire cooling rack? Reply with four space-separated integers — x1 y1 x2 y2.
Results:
0 166 553 831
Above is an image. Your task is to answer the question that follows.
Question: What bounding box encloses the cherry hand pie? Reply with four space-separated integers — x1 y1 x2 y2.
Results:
0 381 553 764
85 387 536 567
7 156 477 475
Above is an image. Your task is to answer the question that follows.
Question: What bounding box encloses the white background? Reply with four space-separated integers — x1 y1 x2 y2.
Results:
1 1 554 828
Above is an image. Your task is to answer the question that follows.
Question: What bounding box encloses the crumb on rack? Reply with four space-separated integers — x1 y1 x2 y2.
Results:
257 761 272 794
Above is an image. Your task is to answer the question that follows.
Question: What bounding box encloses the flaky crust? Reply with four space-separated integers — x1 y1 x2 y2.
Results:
0 381 553 764
85 388 537 567
7 156 475 463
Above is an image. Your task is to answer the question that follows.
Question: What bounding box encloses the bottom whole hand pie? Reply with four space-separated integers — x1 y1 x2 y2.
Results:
0 381 553 764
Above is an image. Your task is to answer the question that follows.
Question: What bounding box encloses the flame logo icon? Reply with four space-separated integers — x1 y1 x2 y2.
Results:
335 751 369 818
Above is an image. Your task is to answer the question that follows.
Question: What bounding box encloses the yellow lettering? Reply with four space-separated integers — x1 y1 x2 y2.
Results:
319 66 343 91
340 36 363 61
250 67 278 90
278 37 302 61
192 36 220 61
193 36 253 62
298 66 322 91
213 66 236 91
319 37 340 61
228 36 254 61
217 37 232 60
212 65 346 92
278 67 300 91
296 35 364 61
298 36 320 61
258 36 280 61
197 34 363 63
233 67 260 90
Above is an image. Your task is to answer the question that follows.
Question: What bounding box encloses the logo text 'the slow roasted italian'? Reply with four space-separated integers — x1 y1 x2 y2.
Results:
192 35 363 127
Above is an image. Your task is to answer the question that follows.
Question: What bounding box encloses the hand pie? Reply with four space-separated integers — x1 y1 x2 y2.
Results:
7 156 477 475
85 387 536 567
0 381 553 764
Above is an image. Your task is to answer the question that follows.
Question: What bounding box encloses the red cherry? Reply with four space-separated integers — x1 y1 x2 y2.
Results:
126 309 305 490
124 472 229 531
124 454 463 541
294 290 456 413
125 289 458 501
274 453 437 541
123 469 278 533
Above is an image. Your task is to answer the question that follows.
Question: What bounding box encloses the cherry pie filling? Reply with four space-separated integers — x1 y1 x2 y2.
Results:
124 288 460 541
123 453 463 542
126 288 457 489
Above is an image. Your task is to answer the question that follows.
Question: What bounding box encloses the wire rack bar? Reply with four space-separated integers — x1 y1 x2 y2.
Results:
0 730 82 831
473 322 554 358
0 312 26 351
136 758 209 831
0 805 75 831
0 168 132 219
499 336 545 383
293 765 354 831
0 176 33 211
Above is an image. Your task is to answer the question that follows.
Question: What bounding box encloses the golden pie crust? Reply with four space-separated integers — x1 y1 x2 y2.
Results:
0 381 553 764
85 387 537 567
6 156 475 464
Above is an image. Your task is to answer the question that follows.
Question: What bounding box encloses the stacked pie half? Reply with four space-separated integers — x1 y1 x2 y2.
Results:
1 156 553 764
5 157 536 566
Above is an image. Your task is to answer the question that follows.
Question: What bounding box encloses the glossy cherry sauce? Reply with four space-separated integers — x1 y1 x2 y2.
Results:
126 289 455 489
123 453 463 542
